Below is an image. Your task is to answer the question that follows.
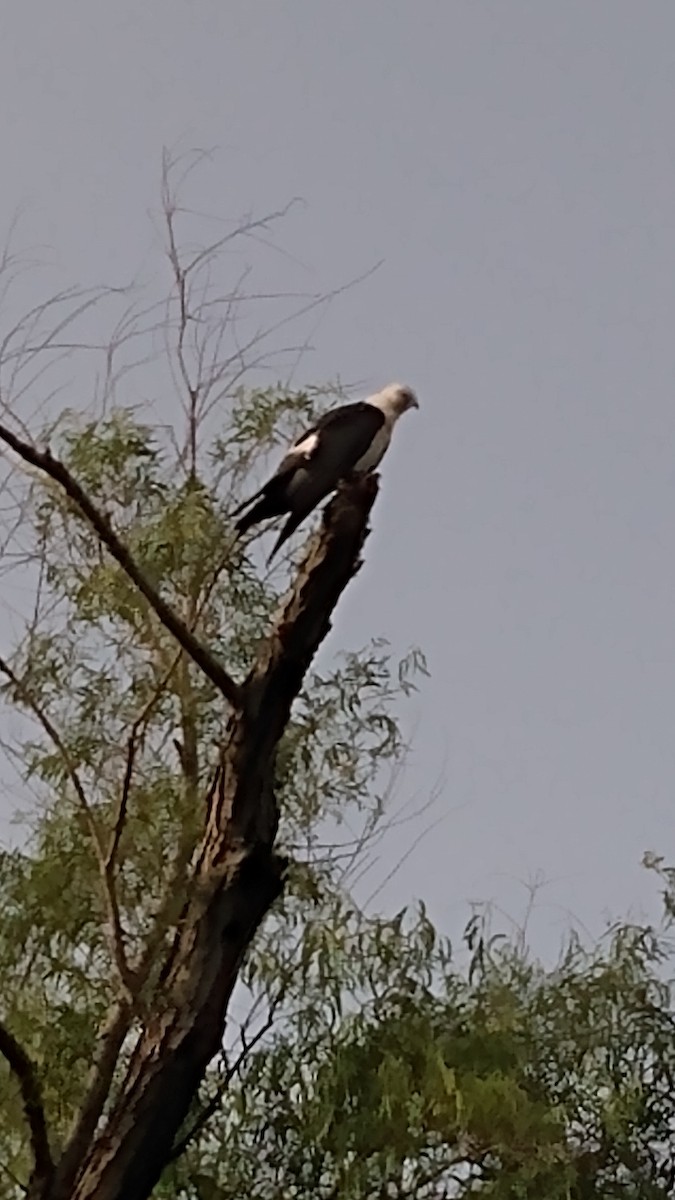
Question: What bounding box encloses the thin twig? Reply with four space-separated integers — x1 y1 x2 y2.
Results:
106 655 182 875
106 734 137 878
0 1155 28 1196
163 189 199 478
0 421 241 708
0 654 135 1000
0 1019 53 1187
168 998 281 1163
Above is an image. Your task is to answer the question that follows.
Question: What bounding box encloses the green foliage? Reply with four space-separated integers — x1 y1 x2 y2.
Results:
161 905 675 1199
0 391 424 1193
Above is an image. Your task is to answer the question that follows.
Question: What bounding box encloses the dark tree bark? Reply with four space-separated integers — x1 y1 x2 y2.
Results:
0 1021 54 1195
0 415 379 1200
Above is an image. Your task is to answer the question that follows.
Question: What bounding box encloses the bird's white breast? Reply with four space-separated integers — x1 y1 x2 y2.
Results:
352 423 392 473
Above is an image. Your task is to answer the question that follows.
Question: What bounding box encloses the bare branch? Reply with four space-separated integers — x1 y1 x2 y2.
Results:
0 422 241 707
244 474 380 727
106 735 138 881
0 1019 53 1188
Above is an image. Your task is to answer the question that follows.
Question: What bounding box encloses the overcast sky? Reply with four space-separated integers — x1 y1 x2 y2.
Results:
2 1 675 954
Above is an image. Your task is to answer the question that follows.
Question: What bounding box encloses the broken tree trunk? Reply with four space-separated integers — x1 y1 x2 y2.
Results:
39 474 380 1200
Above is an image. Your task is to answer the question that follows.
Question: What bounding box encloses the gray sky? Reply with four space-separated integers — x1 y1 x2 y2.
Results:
2 1 675 952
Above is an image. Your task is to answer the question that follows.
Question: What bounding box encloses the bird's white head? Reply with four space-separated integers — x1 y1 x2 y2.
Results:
368 382 419 420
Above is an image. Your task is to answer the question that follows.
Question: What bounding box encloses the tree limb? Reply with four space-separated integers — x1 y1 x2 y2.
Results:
0 654 135 1002
58 474 379 1200
106 656 182 876
0 1019 53 1189
0 421 241 707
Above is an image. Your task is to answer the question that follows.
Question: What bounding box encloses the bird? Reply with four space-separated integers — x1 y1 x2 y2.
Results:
231 382 419 563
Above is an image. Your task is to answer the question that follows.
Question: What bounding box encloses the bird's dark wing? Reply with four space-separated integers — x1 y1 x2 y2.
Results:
255 405 385 560
233 402 382 508
231 402 384 550
230 405 363 517
282 403 384 509
294 401 383 448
